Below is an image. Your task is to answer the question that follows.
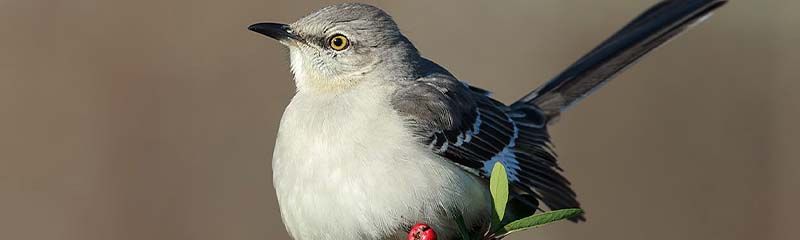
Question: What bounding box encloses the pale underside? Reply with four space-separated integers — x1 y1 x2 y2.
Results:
272 79 491 240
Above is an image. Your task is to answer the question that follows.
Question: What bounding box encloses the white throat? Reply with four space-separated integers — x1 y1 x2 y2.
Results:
289 49 355 93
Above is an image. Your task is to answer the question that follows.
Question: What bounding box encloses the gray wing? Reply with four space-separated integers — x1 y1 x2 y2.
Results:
391 72 583 221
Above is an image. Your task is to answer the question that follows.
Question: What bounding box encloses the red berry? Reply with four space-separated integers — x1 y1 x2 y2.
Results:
407 223 437 240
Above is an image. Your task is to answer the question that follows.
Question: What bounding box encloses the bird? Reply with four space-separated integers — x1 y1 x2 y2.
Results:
248 1 727 239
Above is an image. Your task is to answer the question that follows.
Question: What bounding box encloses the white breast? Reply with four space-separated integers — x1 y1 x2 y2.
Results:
272 83 490 240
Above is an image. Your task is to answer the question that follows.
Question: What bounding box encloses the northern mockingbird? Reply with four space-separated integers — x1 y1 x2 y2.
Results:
248 1 726 239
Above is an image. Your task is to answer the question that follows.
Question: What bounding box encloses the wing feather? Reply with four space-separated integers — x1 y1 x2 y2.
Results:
391 72 583 221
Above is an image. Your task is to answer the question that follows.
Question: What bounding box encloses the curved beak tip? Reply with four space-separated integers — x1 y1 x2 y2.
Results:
248 22 295 41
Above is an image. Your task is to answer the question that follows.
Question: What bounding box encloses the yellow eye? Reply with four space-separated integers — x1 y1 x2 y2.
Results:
328 34 350 51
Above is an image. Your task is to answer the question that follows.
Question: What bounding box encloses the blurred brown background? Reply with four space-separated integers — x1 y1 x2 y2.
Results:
1 0 798 239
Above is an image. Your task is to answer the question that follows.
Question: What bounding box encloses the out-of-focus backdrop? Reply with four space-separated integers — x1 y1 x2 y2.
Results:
1 0 797 239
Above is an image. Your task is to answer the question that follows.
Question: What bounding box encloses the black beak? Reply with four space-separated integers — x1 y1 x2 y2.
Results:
248 22 300 42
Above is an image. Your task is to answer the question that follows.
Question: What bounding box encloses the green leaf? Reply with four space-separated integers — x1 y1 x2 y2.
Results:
489 162 509 223
499 208 584 235
452 212 472 240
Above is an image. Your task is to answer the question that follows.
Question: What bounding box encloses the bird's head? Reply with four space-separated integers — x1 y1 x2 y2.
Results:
249 3 420 93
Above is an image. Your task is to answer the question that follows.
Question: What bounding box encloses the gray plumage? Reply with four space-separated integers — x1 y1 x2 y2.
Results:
249 1 726 239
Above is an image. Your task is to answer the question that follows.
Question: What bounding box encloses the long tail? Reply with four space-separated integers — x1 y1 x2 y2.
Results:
514 0 727 120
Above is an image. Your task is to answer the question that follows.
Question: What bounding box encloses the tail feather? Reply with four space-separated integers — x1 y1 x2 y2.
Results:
515 0 727 120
